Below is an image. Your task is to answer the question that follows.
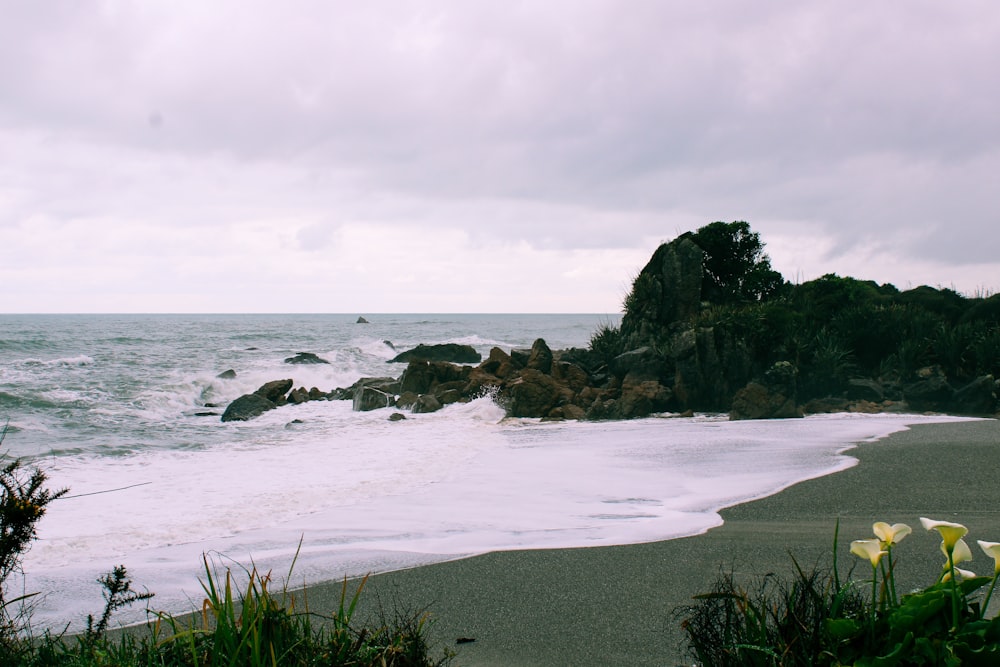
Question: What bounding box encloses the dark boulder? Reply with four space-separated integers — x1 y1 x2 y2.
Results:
952 375 997 415
353 386 395 412
255 379 294 403
388 412 407 421
506 369 566 418
846 378 885 403
221 393 276 422
216 369 237 380
357 316 370 324
610 346 662 381
288 387 310 404
730 361 801 420
412 394 443 414
617 375 672 419
903 366 954 412
526 338 553 374
285 352 330 364
480 347 520 379
390 344 481 364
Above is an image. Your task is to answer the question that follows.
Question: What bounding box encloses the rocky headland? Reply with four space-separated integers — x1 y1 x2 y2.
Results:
220 222 1000 422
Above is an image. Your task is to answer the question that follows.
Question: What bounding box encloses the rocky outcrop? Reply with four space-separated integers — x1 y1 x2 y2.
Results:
285 352 330 364
221 393 276 422
354 386 395 412
730 361 801 420
952 375 998 414
619 237 704 350
389 344 481 364
256 379 294 403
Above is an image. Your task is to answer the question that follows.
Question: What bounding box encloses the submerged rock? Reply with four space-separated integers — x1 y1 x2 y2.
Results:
284 352 330 365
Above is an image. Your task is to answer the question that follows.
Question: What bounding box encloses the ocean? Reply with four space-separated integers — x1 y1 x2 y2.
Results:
0 313 968 631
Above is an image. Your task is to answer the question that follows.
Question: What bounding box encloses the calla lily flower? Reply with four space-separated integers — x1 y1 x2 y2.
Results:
979 541 1000 574
851 539 888 568
873 522 911 546
942 567 978 582
941 537 974 565
921 517 968 553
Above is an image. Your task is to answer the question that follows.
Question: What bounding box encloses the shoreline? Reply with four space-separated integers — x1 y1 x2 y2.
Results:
298 418 1000 666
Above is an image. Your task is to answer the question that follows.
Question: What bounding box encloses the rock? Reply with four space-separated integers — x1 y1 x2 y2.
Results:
353 386 395 412
510 347 531 368
480 347 520 379
357 316 370 324
619 236 705 348
951 375 997 414
903 366 954 411
221 394 276 422
308 387 325 400
388 412 407 421
389 344 481 364
526 339 553 374
194 411 219 417
255 379 294 403
216 369 237 380
730 361 801 420
846 378 885 403
412 394 443 414
552 362 589 393
506 369 565 418
288 387 310 404
730 382 799 420
610 347 662 380
618 376 672 419
436 388 463 405
396 391 418 409
399 361 468 394
802 397 850 414
383 340 395 350
285 352 330 364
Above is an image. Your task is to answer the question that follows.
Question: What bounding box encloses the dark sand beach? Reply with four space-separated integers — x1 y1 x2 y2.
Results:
306 419 1000 666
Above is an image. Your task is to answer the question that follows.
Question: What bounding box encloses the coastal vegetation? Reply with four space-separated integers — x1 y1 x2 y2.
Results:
0 422 450 666
682 518 1000 665
590 220 1000 418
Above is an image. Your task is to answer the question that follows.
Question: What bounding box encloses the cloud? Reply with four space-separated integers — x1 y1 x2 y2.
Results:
2 2 999 311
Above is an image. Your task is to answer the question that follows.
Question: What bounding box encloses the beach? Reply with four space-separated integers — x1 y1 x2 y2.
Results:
299 418 1000 666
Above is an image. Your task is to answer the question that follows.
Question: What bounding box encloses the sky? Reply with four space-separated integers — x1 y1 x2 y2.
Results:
2 2 999 314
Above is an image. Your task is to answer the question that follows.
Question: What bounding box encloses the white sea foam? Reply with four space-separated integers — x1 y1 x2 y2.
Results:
21 409 971 631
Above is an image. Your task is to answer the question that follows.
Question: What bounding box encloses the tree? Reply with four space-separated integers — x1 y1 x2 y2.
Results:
682 221 786 305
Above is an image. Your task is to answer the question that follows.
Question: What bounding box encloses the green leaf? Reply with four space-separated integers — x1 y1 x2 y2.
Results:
825 617 862 640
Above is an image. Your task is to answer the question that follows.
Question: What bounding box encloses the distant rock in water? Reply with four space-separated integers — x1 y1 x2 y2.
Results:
389 343 481 364
357 316 370 324
221 394 276 422
216 369 237 380
383 340 396 350
284 352 330 364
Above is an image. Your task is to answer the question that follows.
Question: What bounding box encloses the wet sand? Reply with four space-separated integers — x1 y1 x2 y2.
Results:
303 418 1000 666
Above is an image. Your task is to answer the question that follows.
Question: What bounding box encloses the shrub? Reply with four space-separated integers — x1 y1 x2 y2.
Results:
681 518 1000 665
0 421 68 646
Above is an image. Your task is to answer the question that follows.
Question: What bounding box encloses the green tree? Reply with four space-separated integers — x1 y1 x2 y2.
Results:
682 220 786 305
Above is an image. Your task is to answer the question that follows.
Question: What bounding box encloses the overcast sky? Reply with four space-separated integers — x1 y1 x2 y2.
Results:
2 2 998 313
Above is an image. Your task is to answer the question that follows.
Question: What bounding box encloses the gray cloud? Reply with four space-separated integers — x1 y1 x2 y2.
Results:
2 1 999 311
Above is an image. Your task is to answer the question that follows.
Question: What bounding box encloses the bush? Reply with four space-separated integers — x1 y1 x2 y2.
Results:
681 518 1000 665
0 421 68 646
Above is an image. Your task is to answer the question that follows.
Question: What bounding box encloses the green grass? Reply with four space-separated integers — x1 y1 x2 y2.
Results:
5 553 452 666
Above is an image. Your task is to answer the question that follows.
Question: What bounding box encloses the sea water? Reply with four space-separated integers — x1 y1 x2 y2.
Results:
0 314 967 630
